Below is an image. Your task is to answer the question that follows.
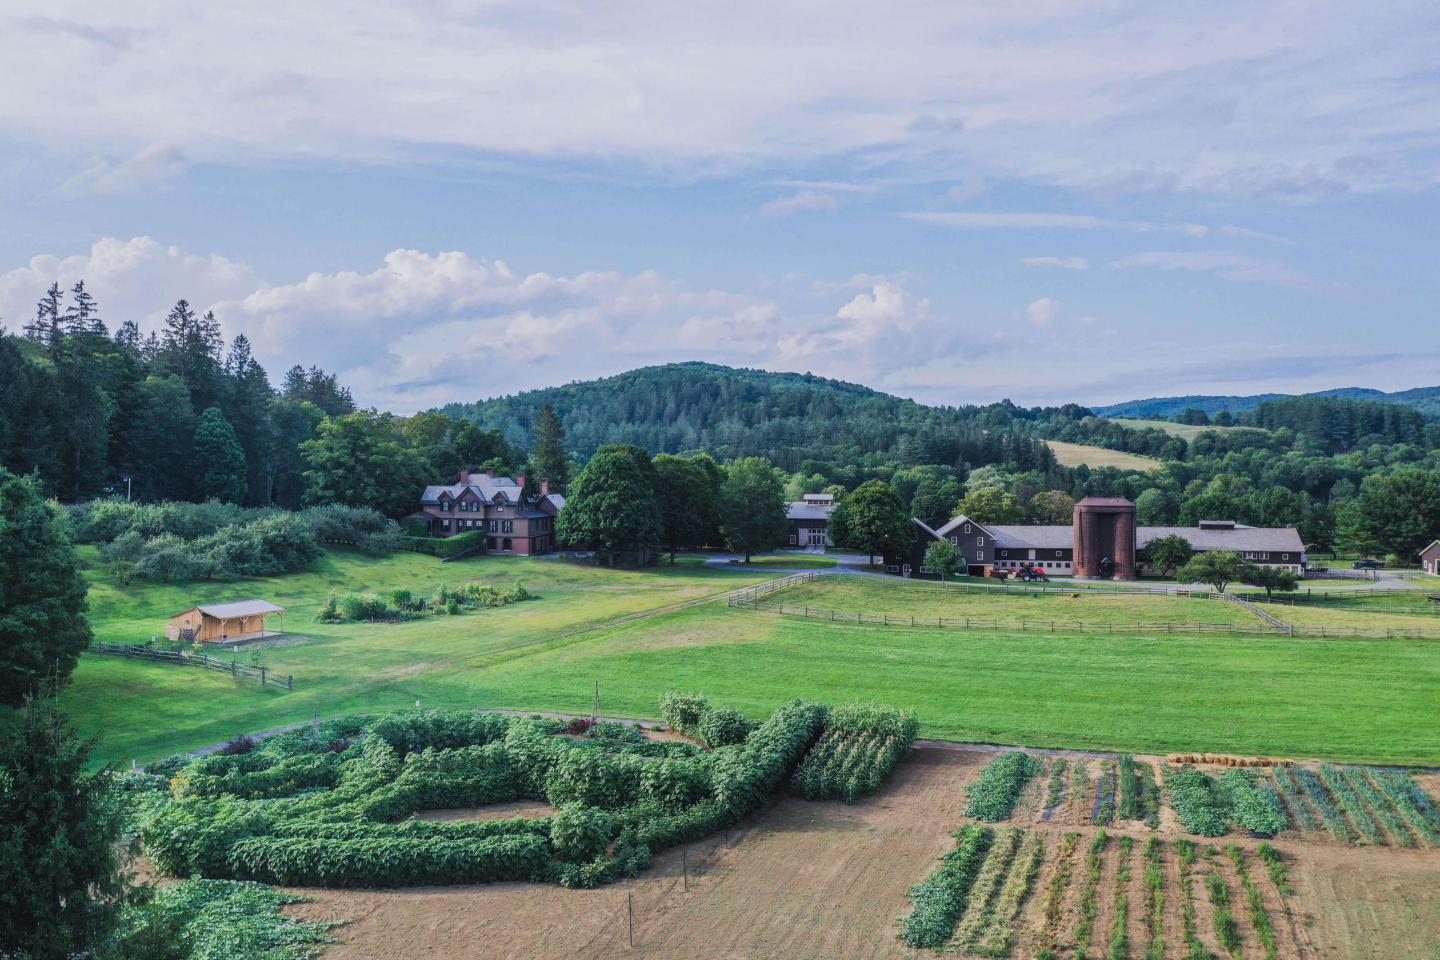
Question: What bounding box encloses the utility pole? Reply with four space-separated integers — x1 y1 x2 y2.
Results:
123 475 132 501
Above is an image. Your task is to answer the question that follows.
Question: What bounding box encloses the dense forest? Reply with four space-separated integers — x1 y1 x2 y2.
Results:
1098 384 1440 419
3 281 1439 562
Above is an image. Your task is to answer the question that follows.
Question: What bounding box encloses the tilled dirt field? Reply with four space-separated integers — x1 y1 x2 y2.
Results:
287 748 1440 960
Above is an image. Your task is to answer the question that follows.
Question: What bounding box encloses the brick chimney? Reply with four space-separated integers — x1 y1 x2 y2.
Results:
515 474 526 491
458 467 471 483
483 467 494 478
540 478 550 496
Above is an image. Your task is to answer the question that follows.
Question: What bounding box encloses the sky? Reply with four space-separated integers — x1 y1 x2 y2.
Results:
1 1 1439 414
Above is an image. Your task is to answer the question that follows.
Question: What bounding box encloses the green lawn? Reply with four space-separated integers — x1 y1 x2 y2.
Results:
1045 439 1162 472
1260 600 1440 635
60 548 1440 767
719 553 838 569
766 575 1260 628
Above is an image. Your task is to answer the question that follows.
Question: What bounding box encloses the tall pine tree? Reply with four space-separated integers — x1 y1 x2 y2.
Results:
193 406 248 503
529 403 569 492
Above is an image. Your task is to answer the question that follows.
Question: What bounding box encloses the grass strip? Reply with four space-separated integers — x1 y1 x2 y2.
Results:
1106 834 1134 960
1226 844 1278 960
952 827 1024 948
976 829 1047 957
1143 836 1165 960
1036 832 1082 954
1074 829 1109 960
900 824 993 948
1174 840 1213 960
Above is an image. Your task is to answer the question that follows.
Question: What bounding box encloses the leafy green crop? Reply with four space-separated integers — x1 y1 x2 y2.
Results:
965 752 1041 821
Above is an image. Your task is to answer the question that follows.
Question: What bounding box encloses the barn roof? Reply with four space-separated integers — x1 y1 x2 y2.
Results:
174 599 285 619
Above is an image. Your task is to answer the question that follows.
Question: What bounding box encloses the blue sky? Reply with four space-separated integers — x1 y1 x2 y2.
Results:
2 2 1439 412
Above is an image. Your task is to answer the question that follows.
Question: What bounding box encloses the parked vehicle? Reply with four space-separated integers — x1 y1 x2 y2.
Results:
1353 558 1384 570
1306 564 1329 574
1014 563 1050 582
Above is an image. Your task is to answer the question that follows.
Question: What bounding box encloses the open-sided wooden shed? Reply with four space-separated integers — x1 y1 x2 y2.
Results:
166 599 285 644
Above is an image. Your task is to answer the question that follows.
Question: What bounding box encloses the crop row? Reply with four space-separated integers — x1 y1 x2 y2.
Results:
1104 835 1134 960
1269 766 1320 831
1142 837 1165 960
1287 765 1357 843
1117 756 1141 821
952 827 1024 948
792 703 918 803
1034 831 1081 958
1371 769 1440 843
1216 769 1289 836
1205 869 1241 954
972 829 1046 957
1318 764 1384 844
1339 767 1416 847
1092 761 1117 826
1073 829 1109 958
900 824 993 948
1166 767 1229 836
1173 839 1208 960
965 752 1042 822
1227 844 1279 960
1043 758 1069 815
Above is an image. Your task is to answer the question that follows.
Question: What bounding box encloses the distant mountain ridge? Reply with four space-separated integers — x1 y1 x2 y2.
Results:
1096 385 1440 419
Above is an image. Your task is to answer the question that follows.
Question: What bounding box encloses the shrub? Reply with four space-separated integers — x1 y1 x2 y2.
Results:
219 736 258 756
659 691 709 738
550 804 615 862
698 707 752 748
965 751 1041 822
399 530 488 559
300 504 402 554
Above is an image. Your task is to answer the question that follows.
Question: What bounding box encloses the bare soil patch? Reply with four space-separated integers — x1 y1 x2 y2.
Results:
413 801 555 822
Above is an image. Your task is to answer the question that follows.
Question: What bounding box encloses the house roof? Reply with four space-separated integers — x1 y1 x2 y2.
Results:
935 514 992 538
542 492 566 510
421 475 526 505
174 599 285 620
1417 539 1440 558
987 525 1075 550
787 502 832 521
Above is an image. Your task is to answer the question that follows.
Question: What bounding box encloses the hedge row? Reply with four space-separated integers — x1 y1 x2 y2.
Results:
399 530 488 559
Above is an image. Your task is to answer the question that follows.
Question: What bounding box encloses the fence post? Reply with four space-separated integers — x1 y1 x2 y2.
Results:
260 666 267 687
627 892 634 948
287 675 294 691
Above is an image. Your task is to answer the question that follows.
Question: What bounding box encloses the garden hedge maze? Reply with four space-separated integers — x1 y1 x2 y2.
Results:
129 694 917 890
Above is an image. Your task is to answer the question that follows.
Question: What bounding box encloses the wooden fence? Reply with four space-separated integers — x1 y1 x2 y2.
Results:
90 642 294 690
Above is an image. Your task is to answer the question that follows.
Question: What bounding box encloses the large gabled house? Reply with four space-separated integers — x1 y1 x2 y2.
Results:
884 496 1306 580
405 467 566 555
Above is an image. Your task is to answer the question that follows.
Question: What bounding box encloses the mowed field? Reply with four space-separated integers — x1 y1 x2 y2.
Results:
282 747 1440 960
67 552 1440 766
1106 418 1269 440
1044 439 1162 472
763 575 1260 628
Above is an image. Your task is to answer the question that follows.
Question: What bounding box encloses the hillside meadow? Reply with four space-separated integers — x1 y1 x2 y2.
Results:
64 548 1440 767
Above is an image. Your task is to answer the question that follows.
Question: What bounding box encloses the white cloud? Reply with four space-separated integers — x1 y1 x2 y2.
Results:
1105 251 1327 290
757 190 843 218
1026 297 1061 328
2 3 1438 198
1021 256 1089 270
0 236 260 329
901 212 1207 236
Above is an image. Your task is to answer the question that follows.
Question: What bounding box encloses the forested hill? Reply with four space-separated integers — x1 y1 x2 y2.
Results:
1097 384 1440 419
438 362 1063 474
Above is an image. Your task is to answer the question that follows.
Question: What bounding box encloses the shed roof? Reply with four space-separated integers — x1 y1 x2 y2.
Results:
1138 525 1305 554
173 599 285 620
787 502 832 521
987 525 1075 550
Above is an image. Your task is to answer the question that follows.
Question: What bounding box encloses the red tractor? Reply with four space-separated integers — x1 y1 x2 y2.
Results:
1014 563 1050 582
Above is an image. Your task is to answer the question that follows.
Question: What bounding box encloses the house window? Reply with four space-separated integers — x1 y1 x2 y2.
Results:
502 538 512 551
1055 550 1062 558
950 536 958 545
488 520 497 533
1282 553 1289 560
790 534 798 545
502 520 513 533
441 519 450 530
1000 550 1008 558
440 501 451 512
964 523 971 534
885 564 899 573
976 536 983 547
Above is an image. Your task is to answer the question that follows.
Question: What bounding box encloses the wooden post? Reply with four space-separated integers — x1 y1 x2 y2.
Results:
683 848 688 890
627 892 634 948
260 666 267 687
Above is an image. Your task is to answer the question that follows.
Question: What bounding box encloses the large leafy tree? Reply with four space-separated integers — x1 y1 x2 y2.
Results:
1346 468 1440 560
1240 564 1298 599
193 406 248 504
1027 489 1076 525
1142 534 1193 578
529 403 570 493
956 486 1022 525
837 479 912 565
0 468 92 705
0 685 131 959
923 539 960 582
554 444 662 565
653 453 713 562
717 456 789 562
910 477 961 528
300 411 428 517
1175 549 1244 593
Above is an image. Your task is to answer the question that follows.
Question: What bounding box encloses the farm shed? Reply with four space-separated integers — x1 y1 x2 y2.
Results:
166 599 285 644
1421 539 1440 576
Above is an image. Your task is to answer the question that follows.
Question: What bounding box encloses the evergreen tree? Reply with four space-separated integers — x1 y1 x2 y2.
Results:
0 468 92 704
193 406 248 503
221 335 275 503
115 376 197 502
0 684 130 959
718 456 790 562
264 397 325 508
157 300 224 410
554 444 662 565
529 403 570 492
23 283 64 358
61 280 103 335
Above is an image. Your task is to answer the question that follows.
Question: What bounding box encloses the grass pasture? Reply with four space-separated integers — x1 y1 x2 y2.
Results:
1043 439 1162 472
62 549 1440 767
1106 417 1269 440
760 574 1261 629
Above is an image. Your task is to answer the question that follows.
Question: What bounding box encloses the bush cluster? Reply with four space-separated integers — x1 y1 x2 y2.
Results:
964 751 1042 821
791 702 919 803
318 580 534 623
132 699 832 891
